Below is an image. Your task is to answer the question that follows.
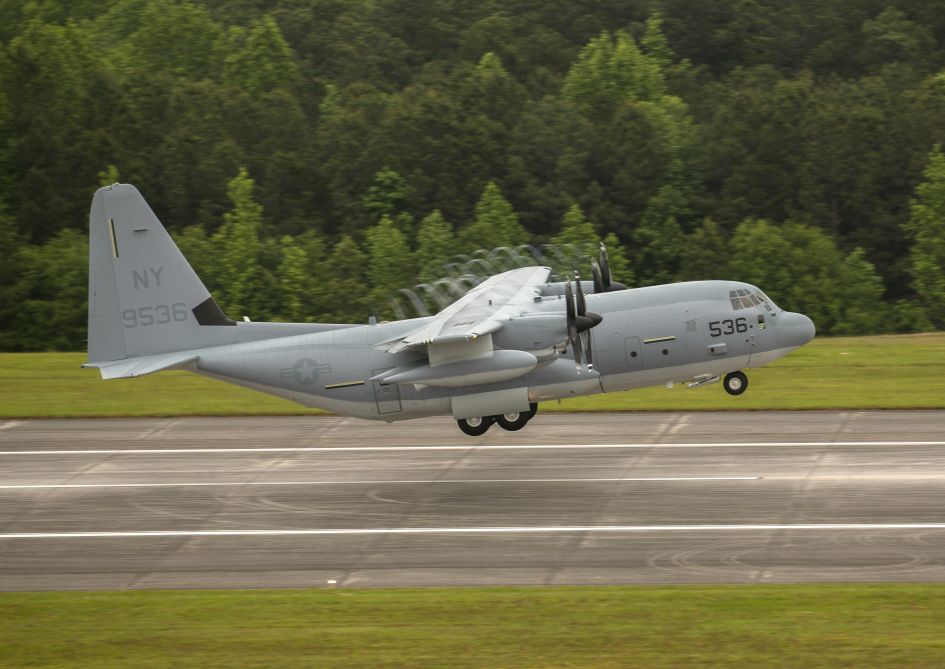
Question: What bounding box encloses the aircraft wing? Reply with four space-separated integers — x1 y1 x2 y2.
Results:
378 266 551 353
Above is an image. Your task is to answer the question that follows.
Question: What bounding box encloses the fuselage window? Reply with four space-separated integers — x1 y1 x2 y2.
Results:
757 313 766 329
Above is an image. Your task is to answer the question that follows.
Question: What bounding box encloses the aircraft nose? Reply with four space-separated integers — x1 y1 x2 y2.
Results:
776 312 816 349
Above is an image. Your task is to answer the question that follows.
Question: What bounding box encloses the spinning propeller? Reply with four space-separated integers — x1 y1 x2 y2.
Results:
591 242 627 293
565 273 602 371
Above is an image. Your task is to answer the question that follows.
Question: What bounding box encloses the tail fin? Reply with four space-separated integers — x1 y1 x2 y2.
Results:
87 184 235 363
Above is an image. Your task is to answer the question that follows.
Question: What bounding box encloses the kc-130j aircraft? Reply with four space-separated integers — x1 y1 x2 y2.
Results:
84 184 815 435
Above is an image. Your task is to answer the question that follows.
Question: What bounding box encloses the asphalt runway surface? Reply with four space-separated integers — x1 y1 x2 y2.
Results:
2 411 945 591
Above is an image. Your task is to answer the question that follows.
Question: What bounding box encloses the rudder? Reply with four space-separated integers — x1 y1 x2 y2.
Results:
87 184 235 363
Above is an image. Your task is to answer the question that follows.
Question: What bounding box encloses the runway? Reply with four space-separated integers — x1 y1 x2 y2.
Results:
1 411 945 590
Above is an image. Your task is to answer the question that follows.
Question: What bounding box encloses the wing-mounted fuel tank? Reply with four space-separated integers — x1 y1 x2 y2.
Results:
371 349 539 388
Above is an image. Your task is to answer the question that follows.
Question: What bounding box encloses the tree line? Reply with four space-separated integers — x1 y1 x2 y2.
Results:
1 0 944 350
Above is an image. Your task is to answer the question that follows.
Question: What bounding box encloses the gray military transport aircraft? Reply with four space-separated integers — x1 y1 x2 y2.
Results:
84 184 816 435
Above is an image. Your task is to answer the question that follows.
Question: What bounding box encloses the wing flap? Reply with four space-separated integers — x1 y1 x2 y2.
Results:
379 266 550 353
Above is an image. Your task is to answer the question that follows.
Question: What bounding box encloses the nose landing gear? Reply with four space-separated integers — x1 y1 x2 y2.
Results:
723 370 748 396
457 403 539 436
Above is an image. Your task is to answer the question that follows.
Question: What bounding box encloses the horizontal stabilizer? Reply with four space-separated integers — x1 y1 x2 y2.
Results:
81 351 199 379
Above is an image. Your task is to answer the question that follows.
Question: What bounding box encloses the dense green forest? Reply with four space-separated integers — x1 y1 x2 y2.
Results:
2 0 945 350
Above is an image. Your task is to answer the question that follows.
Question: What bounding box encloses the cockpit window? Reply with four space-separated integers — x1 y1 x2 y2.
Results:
729 289 779 312
757 291 778 313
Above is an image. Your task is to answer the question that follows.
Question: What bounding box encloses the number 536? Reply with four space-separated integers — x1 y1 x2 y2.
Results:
709 317 748 337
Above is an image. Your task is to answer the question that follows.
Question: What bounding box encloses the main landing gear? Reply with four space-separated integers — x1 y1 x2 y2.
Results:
457 403 539 436
723 370 749 396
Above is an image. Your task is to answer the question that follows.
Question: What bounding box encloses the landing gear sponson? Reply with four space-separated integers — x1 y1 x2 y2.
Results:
457 403 539 436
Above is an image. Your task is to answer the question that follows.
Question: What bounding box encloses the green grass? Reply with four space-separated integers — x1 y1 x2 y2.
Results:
1 333 944 418
556 332 945 411
0 352 322 418
2 585 945 668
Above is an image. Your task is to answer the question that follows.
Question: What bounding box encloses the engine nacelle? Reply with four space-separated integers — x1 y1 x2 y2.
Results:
491 313 567 356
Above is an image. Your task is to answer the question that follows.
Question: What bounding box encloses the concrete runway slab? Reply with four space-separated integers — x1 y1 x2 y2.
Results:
1 411 944 590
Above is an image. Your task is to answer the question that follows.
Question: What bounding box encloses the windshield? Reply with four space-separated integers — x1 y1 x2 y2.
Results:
728 288 779 313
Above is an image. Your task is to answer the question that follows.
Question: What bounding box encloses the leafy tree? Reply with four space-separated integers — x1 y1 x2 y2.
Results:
640 13 673 69
561 25 702 241
832 247 886 335
313 81 390 231
679 218 728 281
276 235 311 322
550 203 598 275
889 299 934 333
551 203 599 255
365 214 415 314
317 235 368 323
97 164 120 187
562 29 665 118
8 229 87 350
415 209 455 281
905 145 945 327
98 0 224 81
458 181 529 251
728 219 887 334
6 2 945 348
211 168 264 318
861 7 934 72
363 167 411 226
547 204 634 285
633 185 687 286
0 213 23 349
5 19 120 242
222 15 300 94
290 229 329 320
465 51 526 129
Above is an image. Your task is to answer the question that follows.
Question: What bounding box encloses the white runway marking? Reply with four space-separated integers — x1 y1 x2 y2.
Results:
0 476 761 490
2 441 944 455
0 421 20 431
4 523 945 540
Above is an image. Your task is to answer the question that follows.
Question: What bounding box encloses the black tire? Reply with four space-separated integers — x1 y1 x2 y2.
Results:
457 416 492 436
526 402 538 420
496 411 530 431
723 371 749 396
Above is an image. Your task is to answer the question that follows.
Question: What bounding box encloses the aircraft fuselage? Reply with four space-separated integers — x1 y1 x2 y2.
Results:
194 279 814 421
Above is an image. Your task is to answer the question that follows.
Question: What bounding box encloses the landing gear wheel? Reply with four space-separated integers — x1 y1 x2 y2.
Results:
723 371 749 396
496 411 530 431
457 416 493 436
526 402 538 420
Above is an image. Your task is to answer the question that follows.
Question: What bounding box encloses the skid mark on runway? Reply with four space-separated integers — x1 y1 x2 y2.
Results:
136 419 179 441
341 445 474 586
668 414 690 436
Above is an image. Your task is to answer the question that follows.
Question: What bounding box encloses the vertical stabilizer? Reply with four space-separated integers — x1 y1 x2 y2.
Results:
87 184 235 363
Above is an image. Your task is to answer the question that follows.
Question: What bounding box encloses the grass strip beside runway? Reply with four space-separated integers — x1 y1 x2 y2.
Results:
2 585 944 668
2 333 944 417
